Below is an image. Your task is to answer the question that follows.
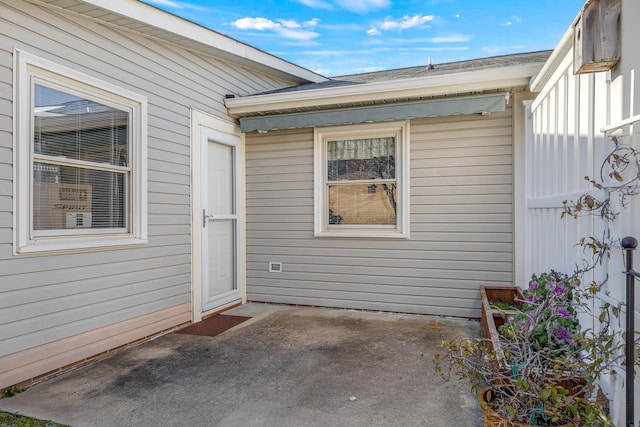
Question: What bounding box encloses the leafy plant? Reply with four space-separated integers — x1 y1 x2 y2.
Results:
435 271 617 426
489 301 520 311
501 271 580 354
0 411 69 427
562 136 640 224
2 386 23 398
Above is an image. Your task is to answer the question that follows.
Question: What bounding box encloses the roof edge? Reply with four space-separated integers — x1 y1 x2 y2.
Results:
226 62 544 117
62 0 327 84
529 27 575 92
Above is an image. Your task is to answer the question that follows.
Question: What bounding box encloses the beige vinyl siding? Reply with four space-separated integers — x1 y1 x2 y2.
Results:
0 0 298 387
245 107 514 318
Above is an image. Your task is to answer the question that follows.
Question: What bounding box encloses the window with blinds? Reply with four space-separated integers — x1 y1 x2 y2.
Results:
14 50 147 254
32 84 130 234
313 122 409 238
327 137 397 225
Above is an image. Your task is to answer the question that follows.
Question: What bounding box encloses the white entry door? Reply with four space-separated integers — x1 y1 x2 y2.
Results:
201 128 241 313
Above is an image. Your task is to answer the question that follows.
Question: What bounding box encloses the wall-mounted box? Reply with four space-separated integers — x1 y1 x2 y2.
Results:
573 0 620 74
268 261 283 272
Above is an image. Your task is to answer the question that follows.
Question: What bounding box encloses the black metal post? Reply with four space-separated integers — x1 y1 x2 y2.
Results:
623 236 639 427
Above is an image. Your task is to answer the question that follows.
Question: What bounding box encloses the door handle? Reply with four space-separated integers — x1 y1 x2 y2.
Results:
203 209 214 227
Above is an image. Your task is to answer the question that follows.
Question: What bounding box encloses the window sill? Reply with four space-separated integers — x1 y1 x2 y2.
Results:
15 236 148 256
314 230 409 239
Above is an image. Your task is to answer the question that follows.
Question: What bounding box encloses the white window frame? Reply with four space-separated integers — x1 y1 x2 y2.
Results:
13 50 148 254
314 121 410 238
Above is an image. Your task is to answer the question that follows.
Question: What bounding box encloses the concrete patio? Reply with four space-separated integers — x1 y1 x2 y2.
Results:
0 304 483 427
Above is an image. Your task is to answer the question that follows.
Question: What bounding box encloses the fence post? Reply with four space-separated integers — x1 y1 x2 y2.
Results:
622 236 639 427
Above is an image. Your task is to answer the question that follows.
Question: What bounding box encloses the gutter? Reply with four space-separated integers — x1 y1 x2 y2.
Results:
225 63 546 117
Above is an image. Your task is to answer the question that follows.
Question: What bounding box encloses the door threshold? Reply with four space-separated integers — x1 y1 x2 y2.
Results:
201 300 242 320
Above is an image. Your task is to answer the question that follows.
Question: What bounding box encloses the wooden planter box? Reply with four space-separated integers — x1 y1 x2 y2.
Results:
480 286 524 364
479 286 594 407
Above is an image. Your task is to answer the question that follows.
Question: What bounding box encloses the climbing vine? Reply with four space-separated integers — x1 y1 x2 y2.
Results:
561 135 640 280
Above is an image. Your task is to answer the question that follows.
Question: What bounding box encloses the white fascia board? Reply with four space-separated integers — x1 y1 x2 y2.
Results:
71 0 327 84
529 0 589 93
225 63 545 117
529 28 574 93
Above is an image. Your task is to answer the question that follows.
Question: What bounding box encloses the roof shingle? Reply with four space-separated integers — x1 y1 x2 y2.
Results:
250 50 553 96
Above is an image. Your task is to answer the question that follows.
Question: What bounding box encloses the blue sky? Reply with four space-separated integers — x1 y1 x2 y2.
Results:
143 0 586 77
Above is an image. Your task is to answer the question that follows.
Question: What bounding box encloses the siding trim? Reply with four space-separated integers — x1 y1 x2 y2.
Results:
0 303 190 390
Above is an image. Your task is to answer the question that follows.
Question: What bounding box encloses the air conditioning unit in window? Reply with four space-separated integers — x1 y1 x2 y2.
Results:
573 0 620 74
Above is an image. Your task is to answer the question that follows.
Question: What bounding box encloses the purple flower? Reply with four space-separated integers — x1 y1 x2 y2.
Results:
553 283 565 296
518 320 531 331
546 281 557 291
556 326 574 344
525 294 536 303
556 308 572 318
529 281 539 291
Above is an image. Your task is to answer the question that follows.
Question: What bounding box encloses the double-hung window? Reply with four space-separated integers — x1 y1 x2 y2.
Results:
14 50 147 253
314 122 409 238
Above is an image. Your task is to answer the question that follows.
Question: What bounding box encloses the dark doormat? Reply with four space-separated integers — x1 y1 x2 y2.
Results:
176 314 251 337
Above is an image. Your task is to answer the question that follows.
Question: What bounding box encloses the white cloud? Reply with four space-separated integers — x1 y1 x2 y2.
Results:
231 17 320 41
323 23 362 31
295 0 333 9
368 14 435 35
381 15 434 31
304 18 321 27
279 19 302 29
503 16 522 26
335 0 390 13
278 27 320 41
233 17 279 30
